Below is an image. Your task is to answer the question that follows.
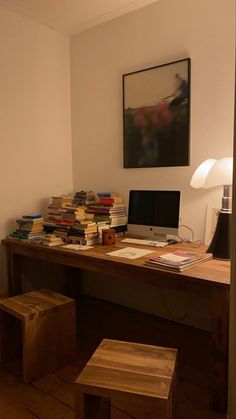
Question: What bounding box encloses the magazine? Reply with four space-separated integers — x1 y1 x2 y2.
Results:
145 250 212 271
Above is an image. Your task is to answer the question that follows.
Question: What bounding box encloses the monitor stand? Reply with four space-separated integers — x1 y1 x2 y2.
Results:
127 225 167 242
151 232 167 241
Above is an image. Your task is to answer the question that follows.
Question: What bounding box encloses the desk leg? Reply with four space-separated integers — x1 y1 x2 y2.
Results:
210 286 229 413
6 251 22 296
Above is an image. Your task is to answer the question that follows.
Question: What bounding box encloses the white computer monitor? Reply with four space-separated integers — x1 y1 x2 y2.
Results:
127 190 180 240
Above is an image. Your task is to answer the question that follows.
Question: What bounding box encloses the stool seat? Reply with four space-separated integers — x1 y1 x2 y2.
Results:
75 339 177 419
0 289 73 321
0 289 76 383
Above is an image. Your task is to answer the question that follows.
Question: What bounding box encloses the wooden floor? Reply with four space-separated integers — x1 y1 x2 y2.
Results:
0 294 227 419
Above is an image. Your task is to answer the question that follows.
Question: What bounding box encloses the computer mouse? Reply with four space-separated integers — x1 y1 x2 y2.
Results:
167 239 178 245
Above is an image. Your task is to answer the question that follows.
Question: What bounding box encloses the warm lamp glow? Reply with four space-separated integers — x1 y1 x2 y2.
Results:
204 157 233 188
190 159 217 188
191 157 233 189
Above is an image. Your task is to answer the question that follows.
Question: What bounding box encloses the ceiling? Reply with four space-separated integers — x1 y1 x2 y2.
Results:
0 0 159 34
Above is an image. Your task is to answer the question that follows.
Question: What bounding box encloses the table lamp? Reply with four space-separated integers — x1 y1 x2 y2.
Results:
190 157 233 260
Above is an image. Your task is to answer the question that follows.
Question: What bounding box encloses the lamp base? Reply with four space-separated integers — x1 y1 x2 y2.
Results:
207 211 231 260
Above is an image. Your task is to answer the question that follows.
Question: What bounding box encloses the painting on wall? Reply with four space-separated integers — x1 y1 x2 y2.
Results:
123 58 191 168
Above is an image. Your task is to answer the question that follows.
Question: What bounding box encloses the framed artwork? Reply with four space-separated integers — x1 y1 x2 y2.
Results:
123 58 191 168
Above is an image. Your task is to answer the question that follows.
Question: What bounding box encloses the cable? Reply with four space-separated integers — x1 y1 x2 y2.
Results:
158 287 192 321
111 404 137 419
111 405 153 419
175 224 203 245
178 224 194 242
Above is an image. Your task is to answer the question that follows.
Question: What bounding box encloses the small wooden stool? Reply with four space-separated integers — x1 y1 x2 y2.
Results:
0 289 76 383
75 339 177 419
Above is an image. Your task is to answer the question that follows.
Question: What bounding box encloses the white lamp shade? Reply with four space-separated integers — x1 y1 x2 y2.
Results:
190 157 233 189
190 159 217 188
204 157 233 188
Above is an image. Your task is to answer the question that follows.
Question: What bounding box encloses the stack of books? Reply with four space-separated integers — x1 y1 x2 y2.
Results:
10 215 45 240
49 195 73 208
44 195 76 239
43 192 99 244
8 191 127 246
145 250 212 272
67 221 98 246
73 191 96 206
86 192 127 231
30 233 64 247
76 205 94 222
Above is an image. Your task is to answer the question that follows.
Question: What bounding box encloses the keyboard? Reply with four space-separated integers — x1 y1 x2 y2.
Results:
121 238 168 248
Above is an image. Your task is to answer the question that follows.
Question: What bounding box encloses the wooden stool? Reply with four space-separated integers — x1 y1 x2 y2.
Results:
75 339 177 419
0 289 76 383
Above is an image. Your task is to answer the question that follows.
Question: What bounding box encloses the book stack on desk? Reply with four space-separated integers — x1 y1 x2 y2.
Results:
43 192 98 244
30 233 64 247
73 191 96 206
86 192 127 231
67 221 98 246
43 195 78 238
145 250 213 271
75 206 94 222
9 215 46 240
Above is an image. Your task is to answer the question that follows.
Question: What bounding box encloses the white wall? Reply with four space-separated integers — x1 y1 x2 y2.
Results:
70 0 235 242
0 7 73 287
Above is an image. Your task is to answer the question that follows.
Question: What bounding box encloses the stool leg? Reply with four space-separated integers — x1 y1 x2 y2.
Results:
170 364 177 419
76 393 111 419
22 320 37 383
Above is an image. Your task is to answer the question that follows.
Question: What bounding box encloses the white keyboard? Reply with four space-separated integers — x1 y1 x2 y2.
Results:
121 238 168 248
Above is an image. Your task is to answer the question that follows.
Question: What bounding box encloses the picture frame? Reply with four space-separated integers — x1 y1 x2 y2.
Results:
123 58 191 168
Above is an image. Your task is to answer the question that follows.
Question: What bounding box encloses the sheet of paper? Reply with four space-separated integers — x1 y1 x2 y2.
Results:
106 247 154 259
63 244 94 250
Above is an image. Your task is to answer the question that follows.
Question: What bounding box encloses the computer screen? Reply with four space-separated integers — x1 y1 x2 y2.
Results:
127 190 180 240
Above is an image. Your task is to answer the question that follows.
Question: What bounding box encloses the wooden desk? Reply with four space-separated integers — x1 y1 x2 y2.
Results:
2 238 230 413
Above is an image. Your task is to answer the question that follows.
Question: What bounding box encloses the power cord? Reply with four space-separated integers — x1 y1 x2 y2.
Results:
158 224 204 320
175 224 202 247
178 224 194 242
111 404 137 419
158 287 192 321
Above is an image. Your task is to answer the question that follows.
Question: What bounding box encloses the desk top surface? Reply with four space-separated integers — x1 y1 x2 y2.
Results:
2 237 230 289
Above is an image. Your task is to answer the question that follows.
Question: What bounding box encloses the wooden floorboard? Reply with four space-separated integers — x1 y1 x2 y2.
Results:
0 294 228 419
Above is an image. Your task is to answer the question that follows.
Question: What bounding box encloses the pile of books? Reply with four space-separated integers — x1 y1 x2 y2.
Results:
8 190 126 246
43 192 99 244
9 215 45 240
86 192 127 231
43 195 77 239
76 205 94 222
73 191 96 206
145 250 212 272
67 221 98 245
30 233 64 247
